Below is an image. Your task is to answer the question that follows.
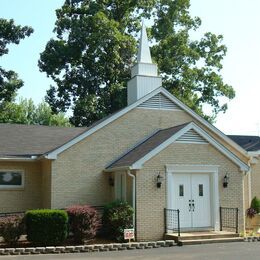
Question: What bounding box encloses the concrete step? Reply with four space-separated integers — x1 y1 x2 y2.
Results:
178 237 244 246
165 233 239 241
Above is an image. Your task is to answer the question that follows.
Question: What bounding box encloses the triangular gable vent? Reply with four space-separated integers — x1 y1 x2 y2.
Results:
176 129 208 144
138 93 181 110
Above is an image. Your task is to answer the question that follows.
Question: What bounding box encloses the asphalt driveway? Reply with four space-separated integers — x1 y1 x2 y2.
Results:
0 242 259 260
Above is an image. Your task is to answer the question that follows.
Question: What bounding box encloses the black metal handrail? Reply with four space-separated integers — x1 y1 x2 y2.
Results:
164 208 180 236
220 207 239 233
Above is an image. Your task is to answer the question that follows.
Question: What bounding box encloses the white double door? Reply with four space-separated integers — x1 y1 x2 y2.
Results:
172 173 211 229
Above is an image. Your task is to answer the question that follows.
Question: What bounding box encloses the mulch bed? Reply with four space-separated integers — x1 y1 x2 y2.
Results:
0 235 115 248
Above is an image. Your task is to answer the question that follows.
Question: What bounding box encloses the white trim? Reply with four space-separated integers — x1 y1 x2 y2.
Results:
0 157 37 162
166 164 220 231
131 122 249 171
46 87 248 160
0 169 25 189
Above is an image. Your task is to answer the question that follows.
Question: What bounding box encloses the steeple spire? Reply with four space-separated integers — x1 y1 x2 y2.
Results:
127 21 162 105
137 22 152 63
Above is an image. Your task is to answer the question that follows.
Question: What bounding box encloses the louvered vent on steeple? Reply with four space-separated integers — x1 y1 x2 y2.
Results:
176 129 208 144
138 93 181 110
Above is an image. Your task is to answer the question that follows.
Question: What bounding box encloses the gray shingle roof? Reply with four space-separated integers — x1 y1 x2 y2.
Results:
0 124 87 157
228 135 260 152
107 123 190 169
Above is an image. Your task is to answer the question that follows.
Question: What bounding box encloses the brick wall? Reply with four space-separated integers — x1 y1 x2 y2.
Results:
0 161 42 213
136 142 245 241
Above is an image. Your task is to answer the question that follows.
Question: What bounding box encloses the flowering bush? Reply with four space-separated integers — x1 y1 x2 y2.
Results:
66 205 101 243
246 207 257 219
0 214 25 245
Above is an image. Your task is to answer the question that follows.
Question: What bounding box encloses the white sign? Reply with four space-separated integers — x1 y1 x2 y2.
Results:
124 228 135 241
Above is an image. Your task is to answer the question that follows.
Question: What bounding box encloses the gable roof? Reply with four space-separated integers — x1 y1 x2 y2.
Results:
228 135 260 152
107 123 190 169
0 124 87 158
106 122 249 172
45 87 249 159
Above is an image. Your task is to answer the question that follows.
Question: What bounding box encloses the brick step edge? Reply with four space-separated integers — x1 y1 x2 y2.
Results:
178 237 245 246
0 240 176 255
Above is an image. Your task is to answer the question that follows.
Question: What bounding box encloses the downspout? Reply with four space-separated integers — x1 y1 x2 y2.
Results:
247 158 252 207
127 170 136 229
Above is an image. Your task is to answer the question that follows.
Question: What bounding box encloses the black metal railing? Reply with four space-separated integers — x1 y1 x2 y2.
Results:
164 208 180 236
220 207 239 233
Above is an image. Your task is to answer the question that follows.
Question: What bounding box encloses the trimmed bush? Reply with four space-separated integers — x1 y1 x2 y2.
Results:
25 209 68 245
0 214 24 245
102 200 134 241
251 196 260 214
66 205 101 243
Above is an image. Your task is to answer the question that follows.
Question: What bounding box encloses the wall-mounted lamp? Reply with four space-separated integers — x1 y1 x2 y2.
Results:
156 172 163 188
223 174 229 188
109 176 114 187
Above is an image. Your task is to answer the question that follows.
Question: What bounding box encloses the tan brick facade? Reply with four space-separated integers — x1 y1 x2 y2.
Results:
0 161 42 213
136 142 245 241
251 160 260 200
0 106 253 241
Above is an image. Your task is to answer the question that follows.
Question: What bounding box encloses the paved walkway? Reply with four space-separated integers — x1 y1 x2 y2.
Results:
0 242 259 260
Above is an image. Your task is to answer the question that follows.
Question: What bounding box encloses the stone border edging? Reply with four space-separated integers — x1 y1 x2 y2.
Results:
244 236 260 242
0 240 176 256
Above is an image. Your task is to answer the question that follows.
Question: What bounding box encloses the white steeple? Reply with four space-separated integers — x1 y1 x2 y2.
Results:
137 22 152 63
127 22 162 105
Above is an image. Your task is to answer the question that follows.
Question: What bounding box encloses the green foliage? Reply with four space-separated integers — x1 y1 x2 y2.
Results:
102 200 134 242
0 97 71 126
0 214 25 245
39 0 234 126
0 19 33 103
66 205 101 243
251 196 260 214
25 209 68 246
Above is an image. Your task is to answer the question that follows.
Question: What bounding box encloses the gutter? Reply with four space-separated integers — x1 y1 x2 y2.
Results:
0 156 38 162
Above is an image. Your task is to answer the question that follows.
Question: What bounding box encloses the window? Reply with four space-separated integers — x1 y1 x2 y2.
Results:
199 184 203 196
179 185 184 197
0 170 24 189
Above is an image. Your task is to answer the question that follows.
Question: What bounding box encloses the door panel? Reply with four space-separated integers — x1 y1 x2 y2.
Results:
171 173 211 229
191 174 211 227
172 174 192 228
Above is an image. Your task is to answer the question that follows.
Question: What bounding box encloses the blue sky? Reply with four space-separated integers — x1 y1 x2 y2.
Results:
0 0 259 135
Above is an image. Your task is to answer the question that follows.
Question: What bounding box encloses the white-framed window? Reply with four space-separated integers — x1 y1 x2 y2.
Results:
0 170 24 189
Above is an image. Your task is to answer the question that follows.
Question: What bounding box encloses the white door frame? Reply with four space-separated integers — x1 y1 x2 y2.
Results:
166 164 220 231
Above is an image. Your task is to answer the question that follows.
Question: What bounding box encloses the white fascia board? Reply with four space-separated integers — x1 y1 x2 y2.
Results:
248 151 260 157
159 88 249 158
0 157 37 162
46 88 163 159
131 122 249 171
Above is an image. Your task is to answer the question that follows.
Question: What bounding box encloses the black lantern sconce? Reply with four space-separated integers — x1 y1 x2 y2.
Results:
156 172 163 188
109 176 114 187
223 174 229 188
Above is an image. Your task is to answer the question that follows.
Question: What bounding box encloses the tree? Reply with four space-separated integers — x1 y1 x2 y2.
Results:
39 0 235 126
0 98 71 127
0 19 33 103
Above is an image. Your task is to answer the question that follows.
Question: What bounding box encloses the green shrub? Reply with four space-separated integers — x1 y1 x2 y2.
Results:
251 196 260 214
66 205 101 243
102 200 134 241
25 209 68 245
0 214 24 245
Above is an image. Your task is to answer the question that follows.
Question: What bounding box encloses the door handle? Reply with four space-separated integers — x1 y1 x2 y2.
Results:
191 200 195 212
188 200 192 212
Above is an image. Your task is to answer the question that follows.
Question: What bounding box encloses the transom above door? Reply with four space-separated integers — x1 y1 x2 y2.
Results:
171 173 211 229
